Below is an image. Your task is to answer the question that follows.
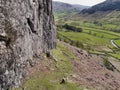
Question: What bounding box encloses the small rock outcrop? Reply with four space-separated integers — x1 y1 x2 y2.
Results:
0 0 56 89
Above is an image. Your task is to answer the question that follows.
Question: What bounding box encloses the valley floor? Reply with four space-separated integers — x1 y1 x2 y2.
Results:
13 41 120 90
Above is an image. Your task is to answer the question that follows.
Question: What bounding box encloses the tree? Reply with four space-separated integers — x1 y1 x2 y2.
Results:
63 24 83 32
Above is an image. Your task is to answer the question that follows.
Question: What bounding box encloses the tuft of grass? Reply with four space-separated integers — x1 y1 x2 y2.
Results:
114 39 120 47
103 57 114 71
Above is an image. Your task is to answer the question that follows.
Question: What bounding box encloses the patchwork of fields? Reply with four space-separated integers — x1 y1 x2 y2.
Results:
57 21 120 60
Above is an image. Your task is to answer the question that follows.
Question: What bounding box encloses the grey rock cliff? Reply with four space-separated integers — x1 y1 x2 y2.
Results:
0 0 56 89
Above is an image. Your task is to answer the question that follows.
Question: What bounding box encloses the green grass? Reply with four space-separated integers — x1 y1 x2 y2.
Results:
109 53 120 60
58 31 111 52
18 74 82 90
114 39 120 47
51 42 75 73
88 50 105 55
82 28 119 39
102 24 117 29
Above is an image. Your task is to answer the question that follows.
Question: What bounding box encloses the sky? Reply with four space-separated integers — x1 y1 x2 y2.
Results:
53 0 106 6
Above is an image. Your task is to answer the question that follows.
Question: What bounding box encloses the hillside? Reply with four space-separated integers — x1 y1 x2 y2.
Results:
53 1 89 13
66 0 120 32
52 0 120 90
71 0 120 20
81 0 120 14
12 41 120 90
52 1 89 19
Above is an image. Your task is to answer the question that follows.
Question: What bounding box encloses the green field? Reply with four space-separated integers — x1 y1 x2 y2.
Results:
60 19 120 33
59 31 110 49
57 21 120 60
114 39 120 47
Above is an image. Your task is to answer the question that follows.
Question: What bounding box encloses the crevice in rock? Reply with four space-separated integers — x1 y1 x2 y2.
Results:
33 0 35 3
27 18 36 33
0 35 11 47
46 0 50 15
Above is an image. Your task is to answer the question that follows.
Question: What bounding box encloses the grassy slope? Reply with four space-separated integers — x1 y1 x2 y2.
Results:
12 42 86 90
100 10 120 24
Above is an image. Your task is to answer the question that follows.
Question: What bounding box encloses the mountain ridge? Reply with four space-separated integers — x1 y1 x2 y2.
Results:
81 0 120 14
53 1 89 14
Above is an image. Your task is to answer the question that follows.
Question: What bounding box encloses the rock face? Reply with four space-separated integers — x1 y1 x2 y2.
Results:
0 0 56 89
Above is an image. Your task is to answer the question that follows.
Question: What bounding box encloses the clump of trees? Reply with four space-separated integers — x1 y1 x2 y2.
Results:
75 41 84 49
93 21 102 26
63 24 83 32
111 29 120 33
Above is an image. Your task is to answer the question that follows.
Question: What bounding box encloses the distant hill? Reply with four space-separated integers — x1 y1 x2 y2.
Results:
81 0 120 14
52 1 89 18
72 4 89 11
70 0 120 21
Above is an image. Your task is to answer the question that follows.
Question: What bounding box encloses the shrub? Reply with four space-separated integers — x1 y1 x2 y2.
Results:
63 24 83 32
75 41 84 49
103 57 114 71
